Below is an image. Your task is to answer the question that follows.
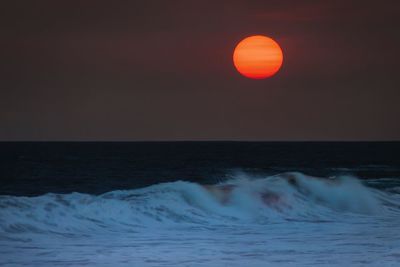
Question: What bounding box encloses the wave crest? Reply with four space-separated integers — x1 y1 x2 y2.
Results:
1 172 399 235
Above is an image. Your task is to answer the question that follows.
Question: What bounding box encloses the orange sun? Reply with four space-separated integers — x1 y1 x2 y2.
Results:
233 35 283 79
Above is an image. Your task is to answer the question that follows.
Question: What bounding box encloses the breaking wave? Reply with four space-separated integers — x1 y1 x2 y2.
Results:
1 172 399 235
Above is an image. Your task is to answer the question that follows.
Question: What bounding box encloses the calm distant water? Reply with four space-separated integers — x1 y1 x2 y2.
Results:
1 142 400 266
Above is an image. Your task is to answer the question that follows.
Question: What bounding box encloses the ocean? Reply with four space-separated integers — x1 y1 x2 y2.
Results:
1 142 400 266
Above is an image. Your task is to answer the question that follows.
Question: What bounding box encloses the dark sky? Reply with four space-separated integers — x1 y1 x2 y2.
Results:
1 0 399 141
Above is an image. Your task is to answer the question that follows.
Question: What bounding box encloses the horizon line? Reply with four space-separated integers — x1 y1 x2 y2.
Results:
1 140 400 143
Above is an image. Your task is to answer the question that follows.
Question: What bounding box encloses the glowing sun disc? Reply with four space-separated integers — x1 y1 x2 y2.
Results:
233 35 283 79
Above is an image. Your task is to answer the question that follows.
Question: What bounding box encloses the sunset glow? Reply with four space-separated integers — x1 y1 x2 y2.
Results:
233 35 283 79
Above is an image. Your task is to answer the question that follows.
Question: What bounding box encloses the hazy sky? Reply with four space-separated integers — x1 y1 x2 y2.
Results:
1 0 399 141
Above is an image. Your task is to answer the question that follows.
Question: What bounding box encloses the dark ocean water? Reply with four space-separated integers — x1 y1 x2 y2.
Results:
1 142 400 196
1 142 400 266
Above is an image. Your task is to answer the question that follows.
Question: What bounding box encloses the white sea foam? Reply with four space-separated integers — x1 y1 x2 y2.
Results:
0 172 399 266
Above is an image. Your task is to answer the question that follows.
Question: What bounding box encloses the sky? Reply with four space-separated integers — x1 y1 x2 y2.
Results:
1 0 399 141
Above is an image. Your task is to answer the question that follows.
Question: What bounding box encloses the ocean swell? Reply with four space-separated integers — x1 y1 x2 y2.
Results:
1 172 399 236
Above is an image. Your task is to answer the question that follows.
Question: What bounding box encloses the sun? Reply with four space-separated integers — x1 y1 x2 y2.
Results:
233 35 283 79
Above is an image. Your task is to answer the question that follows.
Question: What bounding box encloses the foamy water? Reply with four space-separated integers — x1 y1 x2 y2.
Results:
1 173 400 266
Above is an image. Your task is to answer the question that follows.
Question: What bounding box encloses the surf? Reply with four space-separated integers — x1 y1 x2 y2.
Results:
0 172 399 236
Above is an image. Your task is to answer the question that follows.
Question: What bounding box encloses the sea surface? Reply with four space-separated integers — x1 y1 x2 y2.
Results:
1 142 400 266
